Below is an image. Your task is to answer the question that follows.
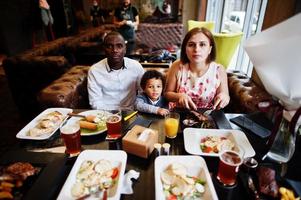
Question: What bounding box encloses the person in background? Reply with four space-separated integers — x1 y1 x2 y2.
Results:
135 70 169 116
165 27 230 110
39 0 55 41
90 0 104 27
113 0 139 55
162 0 171 16
88 31 144 110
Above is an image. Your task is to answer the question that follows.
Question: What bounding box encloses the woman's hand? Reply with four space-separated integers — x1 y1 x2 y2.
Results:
178 93 197 110
157 108 169 116
213 92 230 110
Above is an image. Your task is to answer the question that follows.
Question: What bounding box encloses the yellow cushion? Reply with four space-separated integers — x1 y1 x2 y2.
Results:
213 32 243 68
187 20 215 32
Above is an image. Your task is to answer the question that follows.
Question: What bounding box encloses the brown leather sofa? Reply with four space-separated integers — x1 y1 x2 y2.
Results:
38 66 272 114
4 23 183 118
227 71 273 113
3 27 109 118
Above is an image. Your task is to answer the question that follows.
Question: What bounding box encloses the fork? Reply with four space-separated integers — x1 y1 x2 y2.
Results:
203 109 213 116
248 175 261 200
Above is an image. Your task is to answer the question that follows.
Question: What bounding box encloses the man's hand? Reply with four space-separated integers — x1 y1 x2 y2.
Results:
157 108 169 116
178 93 197 110
126 20 134 27
213 92 230 110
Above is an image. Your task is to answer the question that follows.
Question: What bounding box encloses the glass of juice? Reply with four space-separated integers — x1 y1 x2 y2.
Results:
60 123 81 156
164 112 180 138
106 110 122 139
216 146 245 186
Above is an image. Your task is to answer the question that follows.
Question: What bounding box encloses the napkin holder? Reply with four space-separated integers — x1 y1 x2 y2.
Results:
122 125 158 158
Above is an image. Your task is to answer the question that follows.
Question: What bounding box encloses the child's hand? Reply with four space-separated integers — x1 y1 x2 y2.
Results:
157 108 169 116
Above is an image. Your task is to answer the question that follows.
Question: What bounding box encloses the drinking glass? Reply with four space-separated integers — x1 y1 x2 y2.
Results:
164 112 180 138
60 123 81 155
216 146 245 186
105 109 122 139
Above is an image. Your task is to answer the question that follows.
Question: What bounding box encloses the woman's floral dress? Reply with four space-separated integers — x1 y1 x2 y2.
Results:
174 62 221 109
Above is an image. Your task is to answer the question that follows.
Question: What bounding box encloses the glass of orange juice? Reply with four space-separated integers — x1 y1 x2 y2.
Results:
164 112 180 138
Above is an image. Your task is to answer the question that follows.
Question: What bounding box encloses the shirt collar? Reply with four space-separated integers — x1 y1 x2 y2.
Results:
148 96 161 105
106 59 127 73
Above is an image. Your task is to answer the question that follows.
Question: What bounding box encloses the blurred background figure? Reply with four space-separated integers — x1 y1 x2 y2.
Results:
113 0 139 55
162 0 171 16
90 0 104 27
39 0 55 41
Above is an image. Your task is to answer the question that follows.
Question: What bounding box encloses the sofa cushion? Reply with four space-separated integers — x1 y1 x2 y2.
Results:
38 66 90 109
227 71 273 113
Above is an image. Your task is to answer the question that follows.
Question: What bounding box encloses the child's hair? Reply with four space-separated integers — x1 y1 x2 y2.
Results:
140 70 166 90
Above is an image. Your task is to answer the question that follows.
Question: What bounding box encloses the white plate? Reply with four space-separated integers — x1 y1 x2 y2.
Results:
184 128 255 158
57 150 127 200
66 110 108 136
155 156 218 200
16 108 72 140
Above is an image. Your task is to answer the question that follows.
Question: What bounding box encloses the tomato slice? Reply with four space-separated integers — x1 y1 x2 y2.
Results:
203 146 213 153
111 167 119 179
167 195 177 200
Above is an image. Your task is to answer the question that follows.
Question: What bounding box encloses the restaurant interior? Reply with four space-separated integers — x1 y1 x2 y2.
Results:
0 0 301 200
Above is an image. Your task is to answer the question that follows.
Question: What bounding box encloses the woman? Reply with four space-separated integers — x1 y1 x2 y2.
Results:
165 27 230 110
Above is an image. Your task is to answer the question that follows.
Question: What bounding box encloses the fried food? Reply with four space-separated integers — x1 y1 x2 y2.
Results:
279 187 300 200
5 162 36 180
0 162 37 199
79 121 97 130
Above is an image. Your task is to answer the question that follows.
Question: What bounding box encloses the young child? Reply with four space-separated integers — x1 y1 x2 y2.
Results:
135 70 169 116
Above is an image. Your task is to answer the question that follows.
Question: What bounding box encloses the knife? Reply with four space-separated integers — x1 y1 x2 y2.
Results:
248 175 261 200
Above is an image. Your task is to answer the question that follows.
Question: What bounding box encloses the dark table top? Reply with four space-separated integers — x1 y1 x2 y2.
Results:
4 110 301 200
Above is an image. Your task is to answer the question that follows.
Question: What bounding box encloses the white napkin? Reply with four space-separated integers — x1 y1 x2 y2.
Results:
29 146 66 153
244 13 301 110
120 170 140 194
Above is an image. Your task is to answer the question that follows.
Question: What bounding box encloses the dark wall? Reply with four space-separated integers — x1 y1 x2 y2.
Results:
0 0 39 56
0 0 78 56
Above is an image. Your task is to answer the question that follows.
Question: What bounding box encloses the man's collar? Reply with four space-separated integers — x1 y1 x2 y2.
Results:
106 59 127 73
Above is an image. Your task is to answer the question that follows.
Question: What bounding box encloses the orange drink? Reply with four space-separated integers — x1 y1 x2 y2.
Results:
164 112 180 138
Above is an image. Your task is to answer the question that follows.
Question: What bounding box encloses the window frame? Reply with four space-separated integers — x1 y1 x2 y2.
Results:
205 0 267 76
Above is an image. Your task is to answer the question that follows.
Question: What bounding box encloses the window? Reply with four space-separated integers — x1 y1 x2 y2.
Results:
206 0 267 76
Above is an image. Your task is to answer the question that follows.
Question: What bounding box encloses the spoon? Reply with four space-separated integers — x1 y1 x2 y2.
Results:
182 119 198 126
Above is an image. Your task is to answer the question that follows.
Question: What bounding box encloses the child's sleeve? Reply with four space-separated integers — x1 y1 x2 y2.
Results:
135 95 159 114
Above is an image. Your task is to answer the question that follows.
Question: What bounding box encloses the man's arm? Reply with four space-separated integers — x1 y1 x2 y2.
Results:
113 8 126 28
87 68 104 109
132 7 139 30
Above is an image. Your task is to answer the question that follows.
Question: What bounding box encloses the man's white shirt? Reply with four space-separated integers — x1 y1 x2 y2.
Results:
88 57 144 110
